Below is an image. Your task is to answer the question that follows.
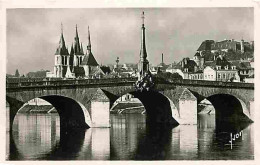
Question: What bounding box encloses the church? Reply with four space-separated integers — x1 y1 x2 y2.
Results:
46 25 104 79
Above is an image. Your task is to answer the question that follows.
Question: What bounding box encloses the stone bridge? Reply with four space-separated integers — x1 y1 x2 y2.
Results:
6 78 254 130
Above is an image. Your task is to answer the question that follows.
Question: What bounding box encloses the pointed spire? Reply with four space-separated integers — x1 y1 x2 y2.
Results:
55 23 69 55
138 11 149 78
88 26 91 47
75 24 79 38
59 22 65 48
140 11 147 60
61 22 63 34
74 24 82 55
81 42 84 54
86 26 92 55
141 11 145 27
70 43 74 55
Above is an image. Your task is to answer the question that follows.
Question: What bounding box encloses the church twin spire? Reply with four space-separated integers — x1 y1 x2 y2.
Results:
74 24 83 55
55 23 69 55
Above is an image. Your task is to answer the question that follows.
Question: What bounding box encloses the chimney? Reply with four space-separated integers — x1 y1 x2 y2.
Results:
181 60 184 68
194 66 198 72
184 58 188 65
240 39 244 53
161 53 164 64
250 41 254 50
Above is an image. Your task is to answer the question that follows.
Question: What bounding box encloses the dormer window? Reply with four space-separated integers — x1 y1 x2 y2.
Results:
231 66 236 70
216 66 221 70
184 68 188 72
225 65 229 70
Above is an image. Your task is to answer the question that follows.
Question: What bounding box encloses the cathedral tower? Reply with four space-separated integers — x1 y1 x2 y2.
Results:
82 26 101 78
73 25 84 66
54 23 69 78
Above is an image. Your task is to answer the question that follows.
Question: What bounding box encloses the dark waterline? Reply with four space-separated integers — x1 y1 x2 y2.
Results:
8 113 254 160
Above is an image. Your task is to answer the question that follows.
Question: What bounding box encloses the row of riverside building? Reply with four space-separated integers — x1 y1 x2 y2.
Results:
154 39 254 83
46 23 254 83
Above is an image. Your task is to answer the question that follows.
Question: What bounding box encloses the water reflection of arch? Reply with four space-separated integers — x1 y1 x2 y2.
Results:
110 114 146 160
10 113 61 160
8 96 91 160
133 125 173 160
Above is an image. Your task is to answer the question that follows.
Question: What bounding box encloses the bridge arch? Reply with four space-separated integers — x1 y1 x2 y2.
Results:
7 95 92 131
108 90 180 126
205 94 252 123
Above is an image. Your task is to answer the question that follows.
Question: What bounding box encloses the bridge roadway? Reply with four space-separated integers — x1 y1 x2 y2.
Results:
6 78 254 130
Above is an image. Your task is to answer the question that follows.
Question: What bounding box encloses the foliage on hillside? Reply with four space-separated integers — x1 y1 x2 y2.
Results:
154 72 183 82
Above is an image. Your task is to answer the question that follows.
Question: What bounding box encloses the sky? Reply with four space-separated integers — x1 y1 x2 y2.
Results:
6 8 253 75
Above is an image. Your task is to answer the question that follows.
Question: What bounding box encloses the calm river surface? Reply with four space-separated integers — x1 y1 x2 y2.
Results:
7 111 254 160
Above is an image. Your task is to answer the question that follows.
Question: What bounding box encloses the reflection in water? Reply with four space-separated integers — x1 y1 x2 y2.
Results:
9 113 254 160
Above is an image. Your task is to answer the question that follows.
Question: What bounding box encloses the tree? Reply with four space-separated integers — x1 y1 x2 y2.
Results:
100 66 111 75
155 72 183 81
14 69 20 77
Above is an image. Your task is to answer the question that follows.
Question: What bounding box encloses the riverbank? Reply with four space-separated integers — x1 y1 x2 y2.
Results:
110 102 145 114
18 105 57 113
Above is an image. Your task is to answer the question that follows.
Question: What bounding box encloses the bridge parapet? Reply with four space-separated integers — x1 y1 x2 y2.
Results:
7 77 254 90
156 79 254 89
6 77 138 91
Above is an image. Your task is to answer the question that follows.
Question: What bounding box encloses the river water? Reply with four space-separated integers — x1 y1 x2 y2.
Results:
7 112 254 160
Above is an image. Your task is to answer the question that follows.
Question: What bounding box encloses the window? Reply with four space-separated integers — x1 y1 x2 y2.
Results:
223 73 226 79
225 66 228 70
218 73 221 79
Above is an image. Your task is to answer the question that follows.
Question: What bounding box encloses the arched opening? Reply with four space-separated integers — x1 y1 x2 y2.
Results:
205 94 252 132
109 91 178 159
198 98 216 129
8 96 91 160
110 91 179 127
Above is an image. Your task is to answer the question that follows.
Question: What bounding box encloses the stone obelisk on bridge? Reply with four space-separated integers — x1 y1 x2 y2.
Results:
138 11 150 79
136 11 154 91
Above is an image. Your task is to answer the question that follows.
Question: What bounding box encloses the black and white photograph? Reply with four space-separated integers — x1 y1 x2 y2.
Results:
1 0 258 162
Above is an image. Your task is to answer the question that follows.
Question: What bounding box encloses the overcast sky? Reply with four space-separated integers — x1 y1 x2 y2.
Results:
7 8 253 75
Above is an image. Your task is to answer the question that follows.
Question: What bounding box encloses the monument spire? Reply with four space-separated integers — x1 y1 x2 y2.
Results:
140 11 147 60
135 11 154 91
139 11 149 77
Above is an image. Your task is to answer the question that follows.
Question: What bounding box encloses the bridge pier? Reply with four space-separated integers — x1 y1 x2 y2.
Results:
6 97 25 131
89 89 110 128
178 88 197 125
